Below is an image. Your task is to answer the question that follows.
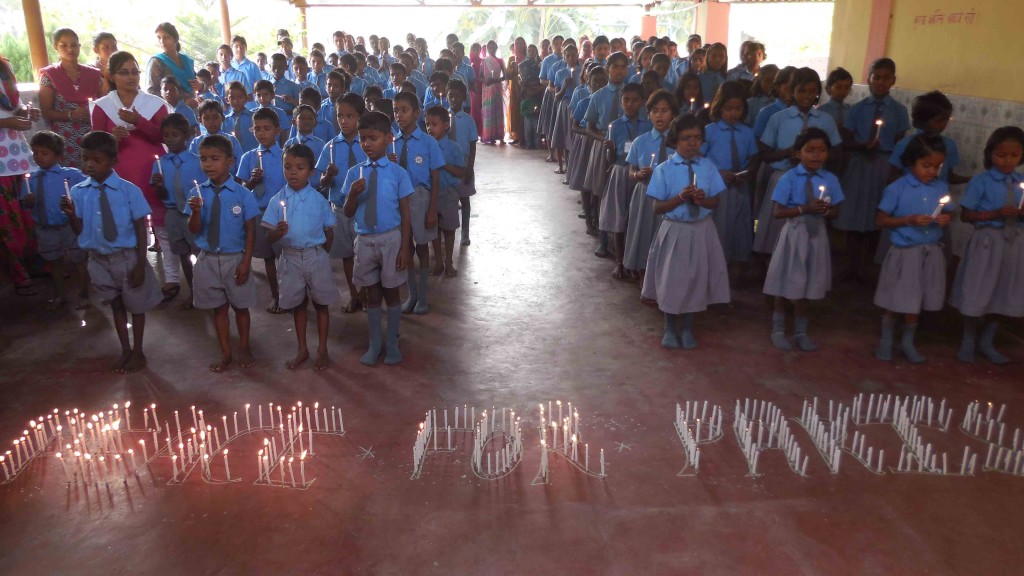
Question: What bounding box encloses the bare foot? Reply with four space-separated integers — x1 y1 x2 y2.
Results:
238 348 257 368
429 263 445 276
209 355 232 373
314 350 330 371
286 349 309 370
121 352 147 373
444 263 458 278
110 351 131 373
640 296 658 307
181 300 194 311
611 264 625 280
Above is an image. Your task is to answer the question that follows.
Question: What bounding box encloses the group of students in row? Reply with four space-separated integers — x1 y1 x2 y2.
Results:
531 39 1023 364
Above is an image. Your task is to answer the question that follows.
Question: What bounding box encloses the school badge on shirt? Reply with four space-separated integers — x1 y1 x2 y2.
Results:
415 156 424 165
232 205 242 215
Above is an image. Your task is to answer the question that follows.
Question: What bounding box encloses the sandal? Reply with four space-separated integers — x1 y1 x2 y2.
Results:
161 284 180 303
341 299 363 313
266 303 287 314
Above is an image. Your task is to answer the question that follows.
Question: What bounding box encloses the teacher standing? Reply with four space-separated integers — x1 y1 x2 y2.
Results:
38 28 105 167
146 23 198 101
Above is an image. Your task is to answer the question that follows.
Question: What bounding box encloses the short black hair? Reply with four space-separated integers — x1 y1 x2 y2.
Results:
327 70 350 91
29 130 65 155
607 52 629 67
270 53 287 66
292 55 308 69
227 81 247 96
389 62 408 76
899 134 946 168
709 80 749 121
358 110 392 133
283 143 315 167
196 68 213 81
198 134 234 159
372 98 395 121
793 127 831 152
593 35 609 47
160 76 181 90
910 91 953 129
81 131 118 160
253 107 280 128
254 79 274 93
231 35 247 48
340 53 357 71
294 104 317 119
198 100 225 118
446 78 467 96
394 91 420 111
983 126 1024 170
665 114 704 148
650 53 670 67
430 71 451 85
825 67 853 90
161 112 191 135
621 82 645 99
425 105 449 124
869 58 896 76
300 87 322 106
789 67 823 105
364 85 384 100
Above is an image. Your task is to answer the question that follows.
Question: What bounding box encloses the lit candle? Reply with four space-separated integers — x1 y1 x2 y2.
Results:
314 402 320 431
299 450 307 485
689 97 695 111
818 185 827 201
931 195 951 219
139 439 148 462
257 150 263 170
223 449 231 480
329 141 335 164
600 448 605 476
281 200 287 222
192 180 201 199
64 178 71 200
155 155 163 176
288 457 296 487
279 457 286 484
872 119 883 144
151 404 160 433
1018 183 1024 210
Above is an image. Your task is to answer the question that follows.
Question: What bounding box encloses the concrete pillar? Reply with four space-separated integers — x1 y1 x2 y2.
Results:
861 0 893 82
695 1 730 46
299 6 309 52
219 0 232 45
641 14 657 39
22 0 49 80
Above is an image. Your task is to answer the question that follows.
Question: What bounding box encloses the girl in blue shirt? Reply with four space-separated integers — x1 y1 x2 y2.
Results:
697 43 727 108
564 62 596 187
874 135 953 363
641 115 729 350
550 45 580 175
745 65 778 128
763 128 844 351
674 72 704 116
950 127 1024 364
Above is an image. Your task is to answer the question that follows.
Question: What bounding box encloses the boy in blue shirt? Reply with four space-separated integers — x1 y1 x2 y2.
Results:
390 91 445 314
445 79 477 246
425 106 465 277
151 113 205 307
318 71 349 133
190 100 244 173
238 108 287 314
307 50 329 97
269 54 300 116
290 56 316 95
253 80 289 146
161 77 199 137
60 131 162 373
263 144 339 371
285 104 326 189
287 88 336 143
187 135 260 372
196 68 224 107
342 111 412 366
224 82 258 152
23 131 88 310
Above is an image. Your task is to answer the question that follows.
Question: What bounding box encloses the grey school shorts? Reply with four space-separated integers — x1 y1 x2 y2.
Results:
328 205 357 259
163 210 198 257
276 246 340 309
192 251 257 310
36 224 85 263
87 249 163 314
409 185 438 245
353 227 405 289
253 213 282 260
437 185 461 232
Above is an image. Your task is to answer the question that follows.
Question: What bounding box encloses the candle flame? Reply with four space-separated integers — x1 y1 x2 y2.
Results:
939 195 951 204
280 200 286 207
875 119 883 126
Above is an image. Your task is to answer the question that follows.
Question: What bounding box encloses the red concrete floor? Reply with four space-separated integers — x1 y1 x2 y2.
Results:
0 144 1022 575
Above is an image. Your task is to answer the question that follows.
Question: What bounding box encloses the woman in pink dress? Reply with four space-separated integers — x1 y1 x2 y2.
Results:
480 41 506 145
469 43 484 135
38 28 105 167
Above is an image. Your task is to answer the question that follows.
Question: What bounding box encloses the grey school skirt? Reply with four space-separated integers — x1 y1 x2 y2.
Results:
599 164 632 233
550 100 572 151
873 243 946 314
950 227 1017 317
713 181 753 263
990 230 1024 317
641 218 731 315
567 133 591 192
623 182 662 271
763 217 832 301
583 140 608 198
538 90 555 137
752 168 789 254
836 152 890 233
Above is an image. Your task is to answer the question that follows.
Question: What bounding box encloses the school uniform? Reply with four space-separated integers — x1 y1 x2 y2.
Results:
21 165 87 262
284 133 326 188
763 166 845 300
238 143 285 259
261 185 340 309
623 129 669 271
224 108 259 152
173 102 199 132
873 174 953 314
393 128 446 244
307 71 328 97
198 89 223 108
188 132 244 174
949 169 1024 317
341 158 415 289
583 83 628 199
447 109 479 198
725 64 756 82
599 116 652 234
641 154 730 314
221 66 252 94
816 99 849 130
318 135 368 259
256 105 289 132
287 120 335 148
836 94 911 233
71 172 163 313
550 65 581 152
703 120 759 262
745 95 773 128
435 135 465 231
272 77 301 116
754 106 842 254
752 98 787 140
537 53 563 137
231 58 262 90
151 150 205 256
187 179 260 309
566 96 592 193
698 71 726 104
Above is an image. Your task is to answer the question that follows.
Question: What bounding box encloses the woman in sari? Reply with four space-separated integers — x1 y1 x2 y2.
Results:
38 28 105 167
506 37 527 146
146 23 199 102
469 43 484 134
480 41 505 145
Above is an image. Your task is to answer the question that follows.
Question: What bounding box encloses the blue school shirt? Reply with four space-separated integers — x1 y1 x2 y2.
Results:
188 132 244 174
71 172 151 254
448 110 479 161
702 120 758 172
341 158 415 235
231 58 263 90
173 102 199 130
572 96 591 125
21 165 86 226
262 185 335 249
285 133 326 187
761 106 843 170
672 58 690 80
568 85 590 112
349 75 368 96
393 128 446 189
307 71 328 97
151 150 205 212
626 128 670 170
889 129 960 182
698 71 726 104
725 64 755 82
584 83 628 130
770 165 845 208
288 119 335 144
816 99 849 129
423 92 448 110
199 89 223 107
318 99 339 133
237 143 285 210
224 108 258 151
878 174 954 246
627 71 644 85
185 178 260 254
539 54 562 83
457 61 476 87
845 94 911 151
318 135 368 204
959 168 1024 229
753 98 787 139
646 154 725 222
421 58 434 78
257 104 289 130
553 66 582 101
220 67 251 94
548 60 567 85
745 95 773 127
272 77 301 116
435 136 465 189
609 116 653 164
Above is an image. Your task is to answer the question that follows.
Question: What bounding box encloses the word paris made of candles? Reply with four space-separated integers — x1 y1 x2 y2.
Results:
0 401 346 490
673 401 724 476
960 401 1024 477
534 401 605 485
733 399 807 477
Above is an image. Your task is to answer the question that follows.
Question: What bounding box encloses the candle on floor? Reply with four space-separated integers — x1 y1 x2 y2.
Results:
223 449 231 480
288 457 296 487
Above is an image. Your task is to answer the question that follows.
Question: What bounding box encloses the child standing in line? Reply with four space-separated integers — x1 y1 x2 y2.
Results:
425 106 464 277
263 144 340 371
224 82 259 152
189 101 244 172
318 93 369 313
445 80 478 245
61 131 163 373
763 128 844 351
873 135 952 363
285 104 326 189
698 43 728 106
568 67 607 203
817 68 853 132
161 77 199 137
520 82 541 150
238 108 286 313
391 91 445 314
745 64 778 127
253 80 289 146
23 131 89 310
187 135 259 372
600 83 651 279
269 54 300 117
151 113 205 308
318 71 348 134
642 115 729 349
584 52 631 257
949 127 1024 364
343 111 413 366
550 44 581 175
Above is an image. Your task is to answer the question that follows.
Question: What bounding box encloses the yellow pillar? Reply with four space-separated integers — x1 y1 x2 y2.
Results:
695 1 730 46
23 0 49 80
299 6 309 52
641 14 657 39
219 0 232 45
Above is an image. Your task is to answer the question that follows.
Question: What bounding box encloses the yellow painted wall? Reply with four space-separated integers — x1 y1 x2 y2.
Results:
829 0 1024 101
